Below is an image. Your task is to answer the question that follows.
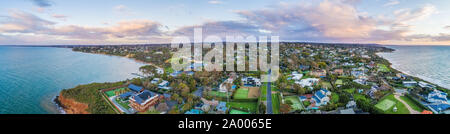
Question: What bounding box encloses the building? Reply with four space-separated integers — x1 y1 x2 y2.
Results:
296 78 319 88
291 71 303 81
311 89 331 106
332 69 344 76
427 89 448 104
310 70 326 78
216 101 228 114
151 78 161 84
241 77 261 87
403 81 418 87
419 81 436 89
129 90 162 112
128 84 144 93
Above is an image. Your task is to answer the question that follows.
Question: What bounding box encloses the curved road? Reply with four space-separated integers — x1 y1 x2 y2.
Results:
394 95 420 114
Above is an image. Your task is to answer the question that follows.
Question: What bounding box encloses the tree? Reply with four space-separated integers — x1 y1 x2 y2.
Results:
280 104 292 114
258 102 266 114
294 84 305 95
156 103 169 112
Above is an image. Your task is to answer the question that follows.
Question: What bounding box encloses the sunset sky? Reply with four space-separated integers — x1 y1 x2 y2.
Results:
0 0 449 45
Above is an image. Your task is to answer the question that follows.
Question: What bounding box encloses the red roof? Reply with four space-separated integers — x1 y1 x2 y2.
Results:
421 110 433 114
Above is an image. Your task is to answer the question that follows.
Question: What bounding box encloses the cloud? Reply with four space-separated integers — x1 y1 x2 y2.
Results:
0 10 55 33
0 10 165 44
30 0 52 7
383 0 400 7
235 0 376 41
208 0 223 5
52 14 68 21
443 25 450 30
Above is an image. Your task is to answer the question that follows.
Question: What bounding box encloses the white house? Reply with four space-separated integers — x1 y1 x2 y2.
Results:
242 77 261 87
295 78 319 88
291 71 303 81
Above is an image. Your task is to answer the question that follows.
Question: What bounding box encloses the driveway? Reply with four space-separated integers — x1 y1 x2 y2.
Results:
394 95 420 114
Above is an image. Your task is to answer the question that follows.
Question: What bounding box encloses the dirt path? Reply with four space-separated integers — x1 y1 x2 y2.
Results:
394 95 420 114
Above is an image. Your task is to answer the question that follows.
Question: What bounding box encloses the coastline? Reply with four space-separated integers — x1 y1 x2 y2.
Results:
376 50 450 90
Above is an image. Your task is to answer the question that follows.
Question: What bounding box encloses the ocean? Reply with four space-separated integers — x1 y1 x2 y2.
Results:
378 45 450 89
0 46 146 114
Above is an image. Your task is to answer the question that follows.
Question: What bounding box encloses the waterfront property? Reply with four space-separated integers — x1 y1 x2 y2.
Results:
129 90 163 112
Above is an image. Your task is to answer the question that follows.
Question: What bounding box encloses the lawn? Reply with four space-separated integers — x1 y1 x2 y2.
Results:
376 94 409 114
344 88 356 94
209 91 230 98
227 101 257 113
378 64 390 72
335 79 343 85
284 96 304 111
321 81 332 89
331 92 339 104
375 99 395 111
230 109 250 114
272 93 281 114
115 98 131 109
400 96 425 112
234 88 249 99
105 87 127 97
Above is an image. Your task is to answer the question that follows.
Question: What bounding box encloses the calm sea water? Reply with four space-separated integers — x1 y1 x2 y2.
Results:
0 46 146 114
378 45 450 89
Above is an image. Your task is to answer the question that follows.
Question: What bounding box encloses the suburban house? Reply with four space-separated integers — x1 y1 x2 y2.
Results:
242 77 261 87
353 78 368 85
310 69 327 78
299 65 310 71
291 71 303 81
311 89 331 106
216 101 228 114
427 89 448 104
296 78 319 88
332 69 344 76
403 81 418 87
151 78 161 84
419 81 436 89
128 84 144 93
129 90 163 112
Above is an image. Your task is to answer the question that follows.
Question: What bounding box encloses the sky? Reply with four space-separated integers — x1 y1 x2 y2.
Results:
0 0 449 45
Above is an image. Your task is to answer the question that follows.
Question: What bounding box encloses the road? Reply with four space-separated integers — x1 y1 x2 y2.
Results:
394 95 420 114
266 69 273 114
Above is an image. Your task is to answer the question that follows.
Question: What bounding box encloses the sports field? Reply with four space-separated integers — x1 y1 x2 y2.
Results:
375 99 395 111
284 96 304 111
209 91 230 98
234 88 249 99
105 87 127 97
227 101 257 113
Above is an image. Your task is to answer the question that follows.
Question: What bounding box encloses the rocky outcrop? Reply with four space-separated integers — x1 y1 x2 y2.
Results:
57 94 90 114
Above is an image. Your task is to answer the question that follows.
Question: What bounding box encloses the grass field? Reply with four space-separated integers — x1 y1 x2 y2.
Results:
321 81 332 89
105 87 127 97
344 88 356 94
272 93 281 114
284 96 304 111
209 91 230 98
376 94 409 114
230 109 250 114
378 64 390 72
335 79 343 85
234 88 249 99
375 99 395 111
331 92 339 104
400 96 425 112
115 98 131 109
227 101 257 113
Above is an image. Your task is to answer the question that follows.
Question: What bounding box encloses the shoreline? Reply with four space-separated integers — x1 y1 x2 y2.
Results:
376 51 450 90
53 96 66 114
